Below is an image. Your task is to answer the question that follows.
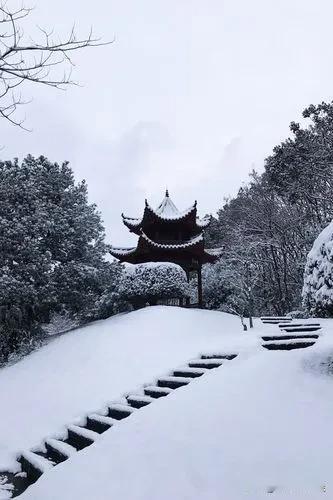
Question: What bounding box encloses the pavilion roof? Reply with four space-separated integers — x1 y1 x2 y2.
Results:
154 190 180 217
141 231 204 249
109 232 222 263
122 191 211 230
110 190 221 264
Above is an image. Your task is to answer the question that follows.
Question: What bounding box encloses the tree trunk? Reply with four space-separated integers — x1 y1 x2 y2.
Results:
197 266 203 308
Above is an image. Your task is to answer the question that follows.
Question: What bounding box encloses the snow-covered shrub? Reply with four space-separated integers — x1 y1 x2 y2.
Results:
119 262 190 308
42 311 79 336
287 309 309 319
55 261 131 323
202 261 232 310
84 263 132 320
0 306 46 366
302 221 333 316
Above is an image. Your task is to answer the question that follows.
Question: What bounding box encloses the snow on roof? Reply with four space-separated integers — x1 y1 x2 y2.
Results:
109 246 137 256
121 215 142 227
141 232 203 249
145 199 196 222
155 190 180 217
122 192 210 226
196 215 211 228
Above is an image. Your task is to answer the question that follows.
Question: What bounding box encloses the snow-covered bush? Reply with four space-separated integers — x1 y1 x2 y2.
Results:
119 262 190 308
202 261 232 310
287 310 309 319
42 311 80 336
302 221 333 316
0 304 46 366
82 262 132 320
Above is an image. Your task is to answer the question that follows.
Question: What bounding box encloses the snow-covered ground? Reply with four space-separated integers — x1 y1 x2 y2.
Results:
0 307 255 472
2 307 333 500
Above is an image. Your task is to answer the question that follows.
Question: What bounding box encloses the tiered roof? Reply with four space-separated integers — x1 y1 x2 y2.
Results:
110 191 222 266
122 190 211 236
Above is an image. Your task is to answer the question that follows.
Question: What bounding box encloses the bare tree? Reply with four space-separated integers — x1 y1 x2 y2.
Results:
0 2 110 128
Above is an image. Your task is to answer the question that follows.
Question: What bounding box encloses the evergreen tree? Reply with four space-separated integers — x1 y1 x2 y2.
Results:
302 220 333 316
0 155 111 361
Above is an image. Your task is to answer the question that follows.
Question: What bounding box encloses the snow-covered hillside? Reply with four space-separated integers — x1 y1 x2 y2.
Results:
2 307 333 500
0 307 253 472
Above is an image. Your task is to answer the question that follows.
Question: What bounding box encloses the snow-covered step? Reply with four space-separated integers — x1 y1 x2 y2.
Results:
188 359 223 369
0 471 23 499
18 450 54 482
126 394 155 409
33 449 58 464
279 321 320 327
144 385 173 398
108 403 135 420
261 316 290 321
279 325 321 333
263 322 289 325
86 413 117 433
263 337 317 345
45 438 77 463
262 339 316 351
157 376 192 389
66 425 99 450
201 353 237 360
261 316 290 324
173 367 206 378
262 334 319 342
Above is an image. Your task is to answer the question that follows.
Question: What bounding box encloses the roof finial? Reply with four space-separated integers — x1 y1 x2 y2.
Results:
165 188 169 197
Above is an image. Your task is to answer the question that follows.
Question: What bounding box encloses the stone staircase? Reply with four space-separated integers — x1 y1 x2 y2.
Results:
261 317 321 351
0 352 238 498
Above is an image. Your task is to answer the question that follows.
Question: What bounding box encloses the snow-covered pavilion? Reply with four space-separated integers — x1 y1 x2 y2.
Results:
109 190 222 306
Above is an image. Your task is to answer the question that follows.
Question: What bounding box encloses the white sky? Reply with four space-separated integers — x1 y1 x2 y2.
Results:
2 0 333 245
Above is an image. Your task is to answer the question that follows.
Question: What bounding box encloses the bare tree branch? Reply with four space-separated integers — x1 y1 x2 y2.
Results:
0 1 112 128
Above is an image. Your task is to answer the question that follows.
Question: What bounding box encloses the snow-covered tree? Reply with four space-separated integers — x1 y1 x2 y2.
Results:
81 261 131 321
302 221 333 316
119 262 190 308
0 155 113 361
0 2 108 129
203 249 259 329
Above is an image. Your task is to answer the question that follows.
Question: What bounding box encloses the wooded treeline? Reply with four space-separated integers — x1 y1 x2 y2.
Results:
204 102 333 317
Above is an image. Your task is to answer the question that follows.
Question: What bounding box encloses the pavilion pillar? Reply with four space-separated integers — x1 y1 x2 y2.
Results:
197 266 203 308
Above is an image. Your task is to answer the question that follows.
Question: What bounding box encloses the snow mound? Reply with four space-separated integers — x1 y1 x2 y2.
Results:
0 306 250 471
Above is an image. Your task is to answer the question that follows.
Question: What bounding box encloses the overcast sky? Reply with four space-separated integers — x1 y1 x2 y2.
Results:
2 0 333 246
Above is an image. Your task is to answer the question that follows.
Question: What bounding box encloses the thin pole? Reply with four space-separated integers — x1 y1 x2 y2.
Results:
198 266 203 308
186 269 190 306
